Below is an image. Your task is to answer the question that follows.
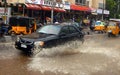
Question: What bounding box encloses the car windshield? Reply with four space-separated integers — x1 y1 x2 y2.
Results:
95 21 101 25
37 25 61 35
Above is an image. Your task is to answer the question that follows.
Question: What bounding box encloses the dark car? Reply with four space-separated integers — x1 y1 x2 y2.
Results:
15 24 84 55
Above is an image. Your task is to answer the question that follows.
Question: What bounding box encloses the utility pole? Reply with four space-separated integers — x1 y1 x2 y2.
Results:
102 0 104 20
4 0 7 24
51 0 56 24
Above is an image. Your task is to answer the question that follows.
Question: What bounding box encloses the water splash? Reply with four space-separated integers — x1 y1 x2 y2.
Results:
28 37 120 75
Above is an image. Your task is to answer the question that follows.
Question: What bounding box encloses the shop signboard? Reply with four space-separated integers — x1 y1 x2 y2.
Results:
63 1 70 10
25 0 44 4
104 10 110 15
96 9 110 15
25 0 64 8
0 7 11 24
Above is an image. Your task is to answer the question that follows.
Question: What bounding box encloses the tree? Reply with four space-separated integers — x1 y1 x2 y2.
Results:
106 0 120 18
106 0 116 18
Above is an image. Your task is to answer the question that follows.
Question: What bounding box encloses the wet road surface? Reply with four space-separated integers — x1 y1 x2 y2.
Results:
0 33 120 75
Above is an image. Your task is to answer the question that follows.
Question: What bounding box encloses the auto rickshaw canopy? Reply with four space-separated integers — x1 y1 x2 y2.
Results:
9 16 35 27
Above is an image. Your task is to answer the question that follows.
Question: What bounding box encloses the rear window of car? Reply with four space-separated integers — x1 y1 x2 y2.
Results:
37 25 61 35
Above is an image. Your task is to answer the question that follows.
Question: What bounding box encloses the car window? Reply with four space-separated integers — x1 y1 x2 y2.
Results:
60 26 69 34
95 22 101 25
37 25 61 35
69 26 78 33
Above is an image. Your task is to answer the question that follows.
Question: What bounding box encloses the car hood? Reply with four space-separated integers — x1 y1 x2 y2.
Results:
20 32 57 42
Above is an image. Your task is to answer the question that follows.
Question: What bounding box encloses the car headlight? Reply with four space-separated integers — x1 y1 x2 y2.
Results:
34 41 44 47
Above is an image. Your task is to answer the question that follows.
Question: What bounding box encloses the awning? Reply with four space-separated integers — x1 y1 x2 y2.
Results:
54 8 66 12
25 3 41 10
40 5 66 12
57 8 66 12
40 6 52 11
70 4 91 11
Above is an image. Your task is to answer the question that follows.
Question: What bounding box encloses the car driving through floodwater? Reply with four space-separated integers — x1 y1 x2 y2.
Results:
15 24 84 55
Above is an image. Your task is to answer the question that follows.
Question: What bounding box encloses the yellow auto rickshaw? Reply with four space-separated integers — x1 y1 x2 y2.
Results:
8 16 37 35
94 21 106 33
107 19 120 37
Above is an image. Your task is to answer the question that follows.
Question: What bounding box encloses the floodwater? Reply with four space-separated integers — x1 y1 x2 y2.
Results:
0 34 120 75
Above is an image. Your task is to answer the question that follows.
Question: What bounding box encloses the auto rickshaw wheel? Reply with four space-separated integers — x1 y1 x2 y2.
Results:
108 33 112 37
19 32 24 36
10 31 16 36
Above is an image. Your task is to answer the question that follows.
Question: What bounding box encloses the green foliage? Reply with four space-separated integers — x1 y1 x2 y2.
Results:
106 0 120 18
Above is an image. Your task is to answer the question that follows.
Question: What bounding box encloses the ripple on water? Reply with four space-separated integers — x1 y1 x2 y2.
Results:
28 39 120 75
0 42 19 59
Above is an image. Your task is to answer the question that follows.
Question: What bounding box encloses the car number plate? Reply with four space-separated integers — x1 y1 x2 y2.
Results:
21 44 27 48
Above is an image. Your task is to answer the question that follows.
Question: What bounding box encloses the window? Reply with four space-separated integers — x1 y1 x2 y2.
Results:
69 26 78 33
99 3 105 9
37 25 61 35
60 26 69 34
75 0 86 5
86 1 89 6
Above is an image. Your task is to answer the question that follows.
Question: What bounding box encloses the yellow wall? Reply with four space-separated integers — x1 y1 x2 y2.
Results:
91 0 105 9
64 0 75 4
7 0 25 3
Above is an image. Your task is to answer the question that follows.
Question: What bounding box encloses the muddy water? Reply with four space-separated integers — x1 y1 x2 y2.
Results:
0 34 120 75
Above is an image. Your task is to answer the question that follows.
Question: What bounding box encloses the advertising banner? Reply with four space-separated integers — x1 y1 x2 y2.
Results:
97 9 110 15
25 0 44 4
64 1 70 9
0 7 11 24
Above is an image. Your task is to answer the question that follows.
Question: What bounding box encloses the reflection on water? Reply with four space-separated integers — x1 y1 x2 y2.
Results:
1 35 120 75
0 42 19 59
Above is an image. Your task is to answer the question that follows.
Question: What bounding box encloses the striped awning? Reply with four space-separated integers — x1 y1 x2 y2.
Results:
70 4 91 11
25 3 41 10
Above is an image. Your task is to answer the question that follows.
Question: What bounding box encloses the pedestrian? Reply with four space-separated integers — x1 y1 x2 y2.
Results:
46 17 51 24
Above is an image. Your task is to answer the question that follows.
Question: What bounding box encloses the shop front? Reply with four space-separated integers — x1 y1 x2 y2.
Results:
66 4 91 22
96 9 110 20
0 7 11 24
24 0 66 24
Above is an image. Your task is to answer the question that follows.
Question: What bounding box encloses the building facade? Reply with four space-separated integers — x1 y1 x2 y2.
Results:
0 0 109 23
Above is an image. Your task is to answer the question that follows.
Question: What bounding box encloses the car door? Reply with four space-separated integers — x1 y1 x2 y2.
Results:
58 26 71 44
69 26 80 40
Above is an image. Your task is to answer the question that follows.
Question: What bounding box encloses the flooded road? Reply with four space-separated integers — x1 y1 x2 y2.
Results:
0 34 120 75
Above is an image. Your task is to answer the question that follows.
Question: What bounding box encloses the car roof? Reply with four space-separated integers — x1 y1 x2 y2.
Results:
45 23 76 28
109 19 120 22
